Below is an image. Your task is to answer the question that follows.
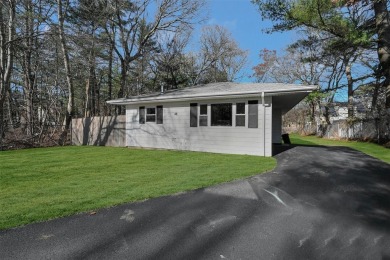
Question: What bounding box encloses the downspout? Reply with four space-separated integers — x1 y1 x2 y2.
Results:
262 92 266 156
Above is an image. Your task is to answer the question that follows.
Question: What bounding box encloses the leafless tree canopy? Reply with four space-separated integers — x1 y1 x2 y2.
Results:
0 0 251 149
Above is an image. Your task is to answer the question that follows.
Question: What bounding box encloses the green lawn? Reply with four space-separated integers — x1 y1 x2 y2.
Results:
0 146 276 230
290 133 390 164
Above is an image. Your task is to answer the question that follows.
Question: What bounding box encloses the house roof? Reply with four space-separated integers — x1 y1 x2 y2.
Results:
107 82 317 105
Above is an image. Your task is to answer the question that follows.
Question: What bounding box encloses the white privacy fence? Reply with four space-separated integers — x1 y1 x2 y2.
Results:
317 119 389 141
72 115 126 146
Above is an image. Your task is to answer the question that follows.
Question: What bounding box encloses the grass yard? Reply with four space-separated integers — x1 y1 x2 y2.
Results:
0 146 276 230
290 133 390 164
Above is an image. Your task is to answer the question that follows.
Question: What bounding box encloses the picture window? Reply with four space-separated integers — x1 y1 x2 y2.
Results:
211 103 232 126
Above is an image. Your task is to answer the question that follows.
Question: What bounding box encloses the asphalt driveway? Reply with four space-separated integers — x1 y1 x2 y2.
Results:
1 145 390 259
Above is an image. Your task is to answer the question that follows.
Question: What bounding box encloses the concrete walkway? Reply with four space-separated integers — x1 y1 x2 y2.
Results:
1 146 390 259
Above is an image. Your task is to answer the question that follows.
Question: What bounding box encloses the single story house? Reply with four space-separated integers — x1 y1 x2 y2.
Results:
107 82 316 156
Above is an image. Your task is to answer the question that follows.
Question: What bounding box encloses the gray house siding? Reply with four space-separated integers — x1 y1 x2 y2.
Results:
125 97 273 156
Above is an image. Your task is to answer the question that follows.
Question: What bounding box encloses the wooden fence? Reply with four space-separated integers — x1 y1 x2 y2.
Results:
72 115 126 146
317 119 389 141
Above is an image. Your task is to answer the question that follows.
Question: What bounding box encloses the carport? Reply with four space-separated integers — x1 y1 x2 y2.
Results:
271 90 313 145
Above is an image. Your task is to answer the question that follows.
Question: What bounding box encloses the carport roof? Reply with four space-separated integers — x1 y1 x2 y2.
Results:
107 82 317 106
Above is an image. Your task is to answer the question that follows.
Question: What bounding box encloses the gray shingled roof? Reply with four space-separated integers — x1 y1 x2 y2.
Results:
107 82 317 105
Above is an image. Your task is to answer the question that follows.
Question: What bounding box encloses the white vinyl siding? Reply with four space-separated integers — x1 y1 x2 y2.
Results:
126 97 273 156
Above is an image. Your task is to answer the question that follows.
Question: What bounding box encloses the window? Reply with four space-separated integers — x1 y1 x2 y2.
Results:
190 103 198 127
211 103 232 126
140 106 162 124
236 103 245 127
248 100 258 128
199 104 208 126
139 107 145 124
156 106 163 124
146 107 156 122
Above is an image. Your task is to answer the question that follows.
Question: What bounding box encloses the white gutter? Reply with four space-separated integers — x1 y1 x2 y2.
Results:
107 93 264 105
107 88 315 106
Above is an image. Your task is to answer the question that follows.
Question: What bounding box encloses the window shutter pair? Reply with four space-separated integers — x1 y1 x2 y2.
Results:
139 106 163 124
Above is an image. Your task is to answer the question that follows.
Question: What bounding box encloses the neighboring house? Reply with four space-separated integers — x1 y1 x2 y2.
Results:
107 82 316 156
319 102 370 123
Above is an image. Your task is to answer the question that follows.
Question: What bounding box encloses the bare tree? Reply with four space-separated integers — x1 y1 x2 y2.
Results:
104 0 205 113
372 0 390 109
0 1 15 147
57 0 75 145
192 25 248 84
151 30 192 89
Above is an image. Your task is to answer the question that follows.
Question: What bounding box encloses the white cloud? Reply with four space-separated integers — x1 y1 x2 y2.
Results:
223 19 237 30
206 18 237 31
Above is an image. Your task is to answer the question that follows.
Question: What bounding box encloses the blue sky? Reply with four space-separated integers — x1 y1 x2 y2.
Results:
201 0 297 82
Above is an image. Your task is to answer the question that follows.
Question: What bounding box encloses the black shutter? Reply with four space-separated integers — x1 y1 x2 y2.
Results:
248 100 258 128
139 106 145 124
156 106 163 124
190 103 198 127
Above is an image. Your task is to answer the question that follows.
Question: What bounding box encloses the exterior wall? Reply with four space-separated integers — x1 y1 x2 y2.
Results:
272 107 282 144
125 97 273 156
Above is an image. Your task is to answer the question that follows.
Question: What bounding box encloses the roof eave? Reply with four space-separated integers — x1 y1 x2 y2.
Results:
106 86 317 106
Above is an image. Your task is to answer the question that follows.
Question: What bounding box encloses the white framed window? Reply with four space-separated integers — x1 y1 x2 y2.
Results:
236 102 246 127
199 104 208 126
146 107 156 122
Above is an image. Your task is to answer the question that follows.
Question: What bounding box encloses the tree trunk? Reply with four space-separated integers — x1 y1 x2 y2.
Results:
90 64 96 116
324 105 331 125
0 1 15 148
57 0 75 145
310 101 315 123
345 61 354 118
22 0 35 138
5 88 14 133
107 40 114 115
84 77 90 117
117 59 127 115
84 27 97 117
373 0 390 109
108 42 113 101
